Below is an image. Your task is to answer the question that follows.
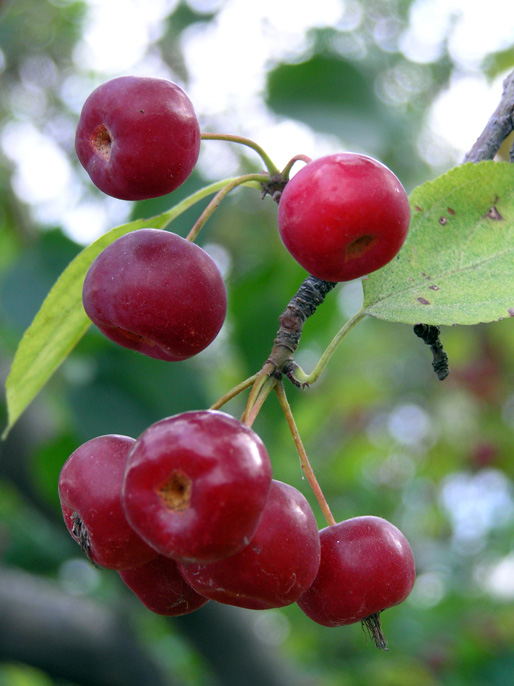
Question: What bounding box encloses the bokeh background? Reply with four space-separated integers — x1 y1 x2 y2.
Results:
1 1 514 684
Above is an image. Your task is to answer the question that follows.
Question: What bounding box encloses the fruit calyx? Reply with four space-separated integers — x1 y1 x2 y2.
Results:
361 611 388 651
260 172 288 203
90 124 113 162
70 511 98 567
156 470 192 512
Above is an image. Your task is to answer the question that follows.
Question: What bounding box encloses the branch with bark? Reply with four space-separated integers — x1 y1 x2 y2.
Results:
464 68 514 163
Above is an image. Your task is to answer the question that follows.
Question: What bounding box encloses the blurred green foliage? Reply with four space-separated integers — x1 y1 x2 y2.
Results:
1 1 514 685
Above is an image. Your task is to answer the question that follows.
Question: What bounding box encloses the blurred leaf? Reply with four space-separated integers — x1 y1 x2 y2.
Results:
362 161 514 325
483 46 514 79
266 54 387 143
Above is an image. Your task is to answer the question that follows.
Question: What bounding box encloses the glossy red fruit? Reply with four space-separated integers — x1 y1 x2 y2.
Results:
297 516 415 629
122 410 273 563
119 554 209 616
277 153 410 282
179 480 321 609
82 228 227 362
75 75 200 200
58 435 158 570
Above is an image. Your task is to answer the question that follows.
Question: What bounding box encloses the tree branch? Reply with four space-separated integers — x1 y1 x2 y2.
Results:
464 68 514 163
172 602 316 686
0 565 175 686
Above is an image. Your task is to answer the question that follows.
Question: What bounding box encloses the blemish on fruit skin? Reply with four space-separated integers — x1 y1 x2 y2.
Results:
345 234 378 259
417 297 430 305
508 308 514 317
429 285 439 291
415 206 422 212
439 217 448 225
447 207 455 215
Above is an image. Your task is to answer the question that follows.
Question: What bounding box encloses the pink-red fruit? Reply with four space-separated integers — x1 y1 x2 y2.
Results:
122 410 272 563
58 435 158 570
179 480 321 609
297 516 415 627
75 76 200 200
82 229 227 361
119 554 209 616
278 153 410 282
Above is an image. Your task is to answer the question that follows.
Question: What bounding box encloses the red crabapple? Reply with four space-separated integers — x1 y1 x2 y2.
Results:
179 480 321 609
82 229 227 362
122 410 272 563
277 153 410 282
119 554 209 616
58 435 158 570
75 76 200 200
297 516 415 640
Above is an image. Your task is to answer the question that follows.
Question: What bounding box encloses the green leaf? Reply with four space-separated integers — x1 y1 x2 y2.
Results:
2 214 171 439
362 161 514 326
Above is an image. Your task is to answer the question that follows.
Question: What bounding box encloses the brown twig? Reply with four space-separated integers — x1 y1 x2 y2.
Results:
464 68 514 163
265 276 337 383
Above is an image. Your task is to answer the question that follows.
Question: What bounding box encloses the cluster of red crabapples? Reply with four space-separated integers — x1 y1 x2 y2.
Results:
59 75 415 644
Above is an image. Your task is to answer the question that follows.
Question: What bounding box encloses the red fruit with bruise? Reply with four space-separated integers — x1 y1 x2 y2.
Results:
297 516 415 627
58 435 158 570
179 480 321 609
278 153 410 282
122 410 272 563
75 75 200 200
82 229 227 362
119 554 209 616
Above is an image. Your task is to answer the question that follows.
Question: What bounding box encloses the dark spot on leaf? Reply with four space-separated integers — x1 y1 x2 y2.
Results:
439 217 448 225
484 206 503 221
508 308 514 317
415 206 422 212
418 297 430 305
447 207 455 215
429 285 439 291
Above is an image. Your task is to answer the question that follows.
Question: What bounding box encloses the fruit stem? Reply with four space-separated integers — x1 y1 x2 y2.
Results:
159 177 249 229
201 132 280 176
275 380 336 526
289 309 367 386
186 173 269 243
241 365 278 428
210 373 259 411
280 154 312 180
